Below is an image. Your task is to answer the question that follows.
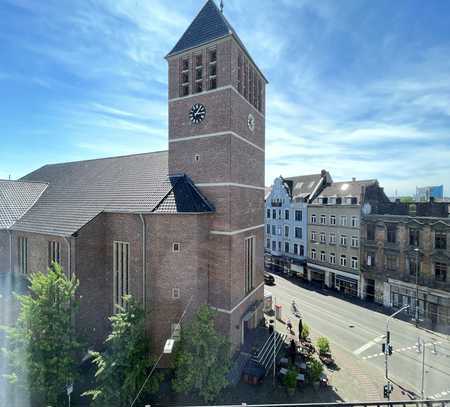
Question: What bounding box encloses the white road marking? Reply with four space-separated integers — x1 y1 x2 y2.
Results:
353 335 385 356
361 341 443 360
429 388 450 400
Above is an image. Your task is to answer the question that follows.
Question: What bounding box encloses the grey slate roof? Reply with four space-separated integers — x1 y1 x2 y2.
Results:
284 174 324 198
168 0 231 56
316 180 378 199
12 152 214 237
0 180 48 229
167 0 268 83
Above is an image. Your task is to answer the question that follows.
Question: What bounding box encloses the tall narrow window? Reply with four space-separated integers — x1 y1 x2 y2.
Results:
245 236 255 294
113 241 130 310
367 223 375 240
18 237 28 274
387 224 397 243
237 54 243 93
48 240 61 267
180 57 190 97
435 232 447 250
409 229 420 247
435 262 447 282
243 60 248 99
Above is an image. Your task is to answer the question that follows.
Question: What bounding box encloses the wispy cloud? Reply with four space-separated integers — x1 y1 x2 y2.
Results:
1 0 449 196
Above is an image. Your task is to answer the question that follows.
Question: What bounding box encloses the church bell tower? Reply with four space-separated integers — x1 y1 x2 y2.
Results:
166 0 267 347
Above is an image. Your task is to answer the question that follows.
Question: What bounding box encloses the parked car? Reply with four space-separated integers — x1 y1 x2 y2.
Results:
264 273 275 285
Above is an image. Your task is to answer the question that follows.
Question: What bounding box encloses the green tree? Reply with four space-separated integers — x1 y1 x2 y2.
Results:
308 358 324 383
83 296 160 407
1 262 80 406
172 305 231 403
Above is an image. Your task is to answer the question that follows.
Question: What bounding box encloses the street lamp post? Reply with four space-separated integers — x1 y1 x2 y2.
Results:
384 305 409 399
414 248 420 328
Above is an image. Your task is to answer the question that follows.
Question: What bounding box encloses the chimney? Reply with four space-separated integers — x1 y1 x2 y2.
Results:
352 177 356 182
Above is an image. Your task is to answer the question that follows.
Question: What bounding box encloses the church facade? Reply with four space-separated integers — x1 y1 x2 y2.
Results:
1 0 267 354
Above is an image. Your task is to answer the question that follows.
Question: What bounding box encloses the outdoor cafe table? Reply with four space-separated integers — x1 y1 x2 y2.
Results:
295 361 307 371
296 373 305 383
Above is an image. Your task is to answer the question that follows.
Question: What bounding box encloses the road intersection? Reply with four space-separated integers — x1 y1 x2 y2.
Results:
267 273 450 401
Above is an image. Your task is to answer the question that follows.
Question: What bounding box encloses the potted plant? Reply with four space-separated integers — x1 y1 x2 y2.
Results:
300 323 310 341
283 367 298 396
317 337 334 365
316 337 330 355
308 358 323 390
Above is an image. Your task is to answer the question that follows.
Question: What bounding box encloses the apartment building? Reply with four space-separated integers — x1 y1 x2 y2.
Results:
361 199 450 332
307 179 389 298
265 172 331 277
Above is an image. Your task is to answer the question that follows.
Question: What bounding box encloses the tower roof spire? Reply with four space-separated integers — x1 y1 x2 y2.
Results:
220 0 224 13
167 0 232 57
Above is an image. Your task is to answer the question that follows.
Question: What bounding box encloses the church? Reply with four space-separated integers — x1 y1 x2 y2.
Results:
0 0 267 354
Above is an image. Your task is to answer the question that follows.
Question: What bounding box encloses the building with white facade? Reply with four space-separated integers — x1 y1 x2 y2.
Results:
265 171 331 276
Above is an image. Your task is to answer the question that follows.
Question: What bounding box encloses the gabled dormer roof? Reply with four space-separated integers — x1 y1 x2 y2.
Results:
168 0 233 57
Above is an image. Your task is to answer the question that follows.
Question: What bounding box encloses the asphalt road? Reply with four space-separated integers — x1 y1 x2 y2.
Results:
266 272 450 401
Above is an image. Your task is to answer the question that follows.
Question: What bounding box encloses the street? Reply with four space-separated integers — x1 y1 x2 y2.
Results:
267 272 450 401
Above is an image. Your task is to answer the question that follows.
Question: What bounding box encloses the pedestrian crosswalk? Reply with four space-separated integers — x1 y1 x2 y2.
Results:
429 388 450 400
360 341 442 360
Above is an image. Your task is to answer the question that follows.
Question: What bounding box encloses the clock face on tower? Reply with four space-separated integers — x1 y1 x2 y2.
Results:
189 103 206 124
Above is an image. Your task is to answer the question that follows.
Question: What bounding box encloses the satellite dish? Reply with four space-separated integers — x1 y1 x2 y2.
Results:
362 203 372 216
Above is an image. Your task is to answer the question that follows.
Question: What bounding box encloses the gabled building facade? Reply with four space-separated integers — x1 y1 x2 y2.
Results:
361 199 450 332
306 179 390 298
3 0 267 355
0 180 47 273
265 171 331 276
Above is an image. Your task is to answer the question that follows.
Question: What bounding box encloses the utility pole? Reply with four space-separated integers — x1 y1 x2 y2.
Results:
414 248 420 327
421 338 426 400
384 305 409 399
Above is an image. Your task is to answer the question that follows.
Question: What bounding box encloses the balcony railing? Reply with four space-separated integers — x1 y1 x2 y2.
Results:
183 399 450 407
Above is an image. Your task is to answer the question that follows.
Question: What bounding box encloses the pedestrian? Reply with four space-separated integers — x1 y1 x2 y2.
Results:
298 318 303 341
287 319 292 334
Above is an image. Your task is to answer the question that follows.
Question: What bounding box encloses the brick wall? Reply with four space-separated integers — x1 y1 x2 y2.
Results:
145 213 211 363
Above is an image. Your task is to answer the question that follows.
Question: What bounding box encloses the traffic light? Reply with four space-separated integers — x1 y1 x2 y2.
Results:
386 330 390 344
384 383 393 399
388 345 393 356
382 343 386 353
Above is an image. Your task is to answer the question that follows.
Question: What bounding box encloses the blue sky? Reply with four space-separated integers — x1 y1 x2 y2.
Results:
1 0 450 196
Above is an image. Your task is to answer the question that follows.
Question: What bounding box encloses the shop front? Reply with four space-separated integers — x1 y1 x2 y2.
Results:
335 274 359 297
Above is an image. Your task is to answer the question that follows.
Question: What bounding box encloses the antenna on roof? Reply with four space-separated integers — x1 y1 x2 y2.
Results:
220 0 224 13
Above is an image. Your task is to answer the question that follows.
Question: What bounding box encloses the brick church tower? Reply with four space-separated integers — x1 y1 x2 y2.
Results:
166 0 267 347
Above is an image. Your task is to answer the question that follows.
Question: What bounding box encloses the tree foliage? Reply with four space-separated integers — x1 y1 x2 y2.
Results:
83 296 160 407
300 322 310 340
308 358 324 383
316 337 330 354
172 305 231 403
1 262 80 406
